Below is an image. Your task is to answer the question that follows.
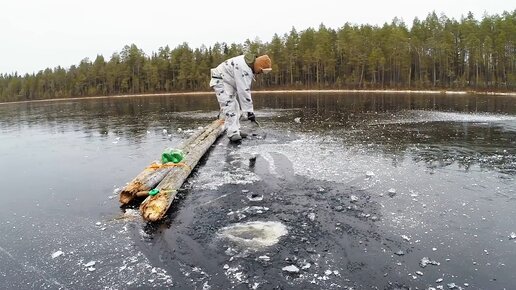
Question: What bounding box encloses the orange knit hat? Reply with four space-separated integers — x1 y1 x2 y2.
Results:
254 55 272 74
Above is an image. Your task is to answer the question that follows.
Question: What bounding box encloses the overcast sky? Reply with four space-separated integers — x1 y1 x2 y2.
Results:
1 0 513 75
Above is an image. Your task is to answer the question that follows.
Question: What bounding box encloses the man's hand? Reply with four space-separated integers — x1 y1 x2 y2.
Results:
247 112 256 122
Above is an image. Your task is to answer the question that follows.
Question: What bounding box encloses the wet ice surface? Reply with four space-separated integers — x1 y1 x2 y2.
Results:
0 212 173 289
0 94 515 289
146 109 514 288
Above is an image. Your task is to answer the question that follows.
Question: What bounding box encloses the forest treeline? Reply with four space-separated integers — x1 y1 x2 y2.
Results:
1 11 515 102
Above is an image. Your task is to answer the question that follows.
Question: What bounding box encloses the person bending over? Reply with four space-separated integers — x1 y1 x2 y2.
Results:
209 53 272 142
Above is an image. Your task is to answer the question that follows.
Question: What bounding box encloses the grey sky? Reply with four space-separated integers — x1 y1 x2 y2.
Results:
1 0 513 75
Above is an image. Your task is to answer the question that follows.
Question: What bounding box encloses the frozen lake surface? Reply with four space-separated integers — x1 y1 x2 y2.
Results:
0 93 515 289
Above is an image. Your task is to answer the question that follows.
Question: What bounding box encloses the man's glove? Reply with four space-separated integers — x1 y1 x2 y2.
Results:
247 112 256 122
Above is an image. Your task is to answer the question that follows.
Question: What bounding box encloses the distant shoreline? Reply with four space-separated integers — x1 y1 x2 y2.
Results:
1 89 515 105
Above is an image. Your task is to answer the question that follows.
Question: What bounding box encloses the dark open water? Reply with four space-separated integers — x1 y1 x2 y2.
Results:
0 93 515 289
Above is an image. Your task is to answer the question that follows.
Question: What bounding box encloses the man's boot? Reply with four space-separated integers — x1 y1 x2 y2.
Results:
229 134 242 142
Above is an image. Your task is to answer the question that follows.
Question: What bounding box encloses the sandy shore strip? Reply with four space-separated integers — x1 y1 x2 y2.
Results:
1 89 515 105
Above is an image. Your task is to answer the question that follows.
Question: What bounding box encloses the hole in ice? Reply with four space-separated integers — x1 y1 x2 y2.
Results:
218 221 288 249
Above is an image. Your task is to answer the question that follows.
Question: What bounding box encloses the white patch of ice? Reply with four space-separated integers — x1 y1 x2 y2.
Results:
84 261 96 267
258 255 270 261
302 263 311 269
124 209 140 218
377 110 516 125
420 257 440 268
193 167 261 190
247 193 264 202
282 265 300 273
218 221 288 249
51 250 64 259
238 136 376 184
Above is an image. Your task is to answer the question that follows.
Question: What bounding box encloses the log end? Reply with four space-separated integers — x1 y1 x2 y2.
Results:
119 182 146 205
140 192 170 221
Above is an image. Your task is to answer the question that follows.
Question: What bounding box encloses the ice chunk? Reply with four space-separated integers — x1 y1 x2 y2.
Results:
324 270 332 276
447 283 457 289
51 250 64 259
308 213 316 221
84 261 96 267
258 255 270 262
436 278 443 283
420 257 440 267
415 271 423 276
282 265 300 273
365 171 375 178
388 188 396 197
350 195 359 202
88 267 96 272
294 117 301 123
247 193 263 202
302 263 311 269
509 232 516 240
394 250 405 256
401 235 411 242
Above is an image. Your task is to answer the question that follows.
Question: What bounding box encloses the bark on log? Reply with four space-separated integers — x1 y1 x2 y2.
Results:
119 122 215 205
140 119 224 221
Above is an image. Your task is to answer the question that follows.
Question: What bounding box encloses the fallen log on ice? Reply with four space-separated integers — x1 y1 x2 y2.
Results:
119 120 221 205
140 119 224 221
